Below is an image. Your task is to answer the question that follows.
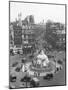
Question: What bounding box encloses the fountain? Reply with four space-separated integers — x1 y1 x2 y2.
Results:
22 49 56 77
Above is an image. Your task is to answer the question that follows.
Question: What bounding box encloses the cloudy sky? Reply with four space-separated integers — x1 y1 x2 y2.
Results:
10 2 65 24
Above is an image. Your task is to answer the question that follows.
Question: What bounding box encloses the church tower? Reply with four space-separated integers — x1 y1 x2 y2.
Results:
18 12 22 26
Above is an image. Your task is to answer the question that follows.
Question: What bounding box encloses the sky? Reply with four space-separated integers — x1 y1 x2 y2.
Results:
10 2 65 24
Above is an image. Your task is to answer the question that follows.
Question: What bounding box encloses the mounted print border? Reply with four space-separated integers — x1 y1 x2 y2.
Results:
9 1 67 89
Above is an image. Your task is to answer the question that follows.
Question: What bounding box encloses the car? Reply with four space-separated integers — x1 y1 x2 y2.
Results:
43 73 53 80
29 54 34 59
17 50 20 54
47 55 54 58
30 78 40 87
10 75 16 82
17 49 23 55
15 66 22 72
21 58 26 63
57 60 63 65
20 76 31 82
12 62 18 67
10 49 14 56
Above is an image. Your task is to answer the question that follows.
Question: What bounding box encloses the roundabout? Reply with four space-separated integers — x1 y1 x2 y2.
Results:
25 61 56 77
22 50 56 77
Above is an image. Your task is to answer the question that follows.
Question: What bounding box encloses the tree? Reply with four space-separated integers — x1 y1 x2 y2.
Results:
44 20 59 49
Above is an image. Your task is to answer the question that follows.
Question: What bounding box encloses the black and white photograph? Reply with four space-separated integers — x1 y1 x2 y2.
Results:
9 1 66 89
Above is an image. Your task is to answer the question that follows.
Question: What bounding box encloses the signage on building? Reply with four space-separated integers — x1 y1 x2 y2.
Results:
13 25 22 47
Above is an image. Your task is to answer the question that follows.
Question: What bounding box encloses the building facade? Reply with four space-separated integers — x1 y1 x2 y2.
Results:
10 14 36 54
22 25 36 54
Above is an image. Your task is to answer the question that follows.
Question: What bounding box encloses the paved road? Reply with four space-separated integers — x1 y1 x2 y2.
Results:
9 51 66 88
